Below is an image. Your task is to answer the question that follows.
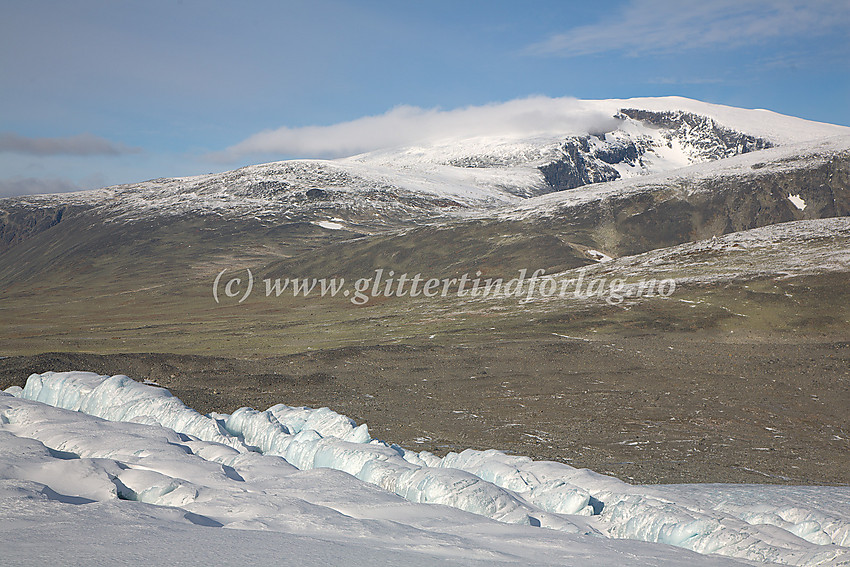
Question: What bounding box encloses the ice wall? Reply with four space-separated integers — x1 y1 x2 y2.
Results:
8 371 850 566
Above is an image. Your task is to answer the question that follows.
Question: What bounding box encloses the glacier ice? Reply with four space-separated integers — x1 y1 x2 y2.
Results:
20 371 241 450
5 371 850 566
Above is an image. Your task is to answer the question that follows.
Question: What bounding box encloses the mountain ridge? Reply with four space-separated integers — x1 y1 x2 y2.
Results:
1 98 849 291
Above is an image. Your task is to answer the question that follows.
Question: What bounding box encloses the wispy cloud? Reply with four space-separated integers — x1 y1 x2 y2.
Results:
214 97 622 162
0 132 141 156
527 0 850 57
0 177 81 198
648 77 725 86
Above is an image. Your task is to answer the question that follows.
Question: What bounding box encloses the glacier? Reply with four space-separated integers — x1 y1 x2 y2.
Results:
3 371 850 566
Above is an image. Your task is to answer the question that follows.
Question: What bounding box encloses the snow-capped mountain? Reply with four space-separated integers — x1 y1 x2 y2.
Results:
2 96 848 290
4 97 848 230
2 98 849 567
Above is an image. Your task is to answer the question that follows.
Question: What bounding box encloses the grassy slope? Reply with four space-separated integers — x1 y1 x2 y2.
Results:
1 159 848 484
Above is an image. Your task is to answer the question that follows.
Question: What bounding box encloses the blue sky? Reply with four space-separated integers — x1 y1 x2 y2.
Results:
1 0 848 196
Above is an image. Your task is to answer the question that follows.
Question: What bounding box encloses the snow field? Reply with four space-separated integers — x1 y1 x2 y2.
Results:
3 371 850 566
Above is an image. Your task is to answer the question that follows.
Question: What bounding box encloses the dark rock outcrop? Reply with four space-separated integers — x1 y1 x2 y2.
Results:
540 148 850 257
538 110 775 193
539 137 622 191
305 188 329 199
618 109 773 159
0 203 78 254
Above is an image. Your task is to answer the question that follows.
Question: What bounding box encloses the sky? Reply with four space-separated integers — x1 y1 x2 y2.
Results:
1 0 848 197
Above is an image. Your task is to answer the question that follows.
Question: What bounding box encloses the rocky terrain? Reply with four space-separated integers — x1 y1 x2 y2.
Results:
1 97 848 485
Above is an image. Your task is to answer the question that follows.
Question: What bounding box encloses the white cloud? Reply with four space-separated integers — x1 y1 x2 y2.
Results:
527 0 850 57
214 97 622 162
0 132 141 156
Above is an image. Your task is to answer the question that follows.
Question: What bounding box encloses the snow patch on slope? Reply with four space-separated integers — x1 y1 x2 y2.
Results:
788 194 807 210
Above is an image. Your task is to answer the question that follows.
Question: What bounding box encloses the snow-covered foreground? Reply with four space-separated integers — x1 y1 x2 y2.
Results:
2 373 849 566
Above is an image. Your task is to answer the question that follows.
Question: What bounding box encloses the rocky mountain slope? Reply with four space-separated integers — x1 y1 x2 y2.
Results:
1 97 848 489
1 97 848 279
